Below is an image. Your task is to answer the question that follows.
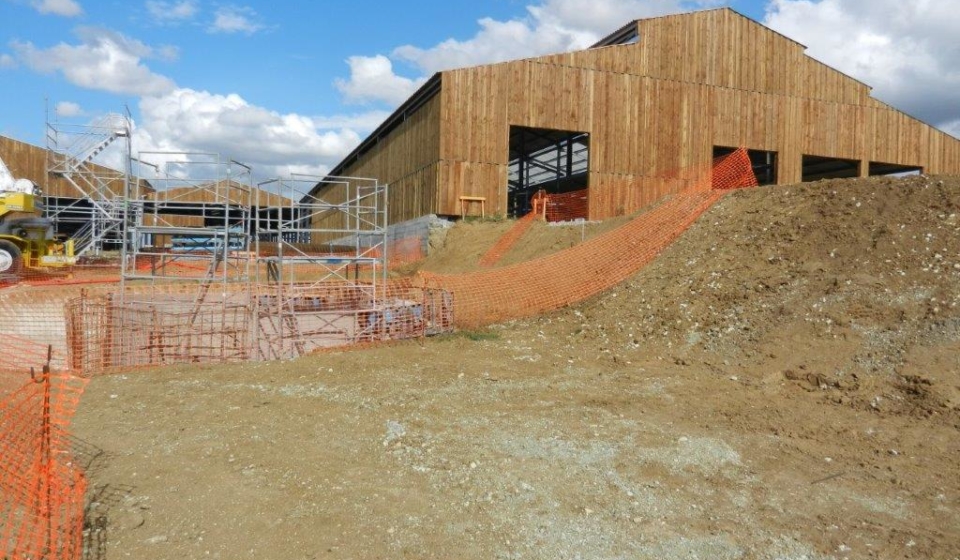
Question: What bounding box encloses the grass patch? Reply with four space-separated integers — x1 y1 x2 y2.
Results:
446 329 501 342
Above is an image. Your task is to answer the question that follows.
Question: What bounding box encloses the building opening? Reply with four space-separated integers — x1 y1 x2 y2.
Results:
869 161 922 177
507 126 589 218
801 155 860 182
713 147 777 185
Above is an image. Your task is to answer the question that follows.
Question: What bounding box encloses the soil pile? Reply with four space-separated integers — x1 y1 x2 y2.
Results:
544 175 960 418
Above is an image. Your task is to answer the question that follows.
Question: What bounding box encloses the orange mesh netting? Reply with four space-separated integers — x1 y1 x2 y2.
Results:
480 187 589 268
0 363 88 560
0 334 53 373
386 236 428 269
479 212 537 268
418 148 758 327
540 188 589 222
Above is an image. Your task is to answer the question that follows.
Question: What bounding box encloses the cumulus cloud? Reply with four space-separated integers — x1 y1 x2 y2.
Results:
764 0 960 134
133 88 373 178
9 19 378 179
12 27 177 96
393 0 711 74
311 110 392 131
54 101 85 117
145 0 198 24
31 0 82 17
208 5 264 35
334 55 425 106
343 0 714 109
0 54 16 69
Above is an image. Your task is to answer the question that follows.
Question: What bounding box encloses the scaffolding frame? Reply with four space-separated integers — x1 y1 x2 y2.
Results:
252 175 389 359
40 115 452 372
123 151 253 284
44 111 132 257
108 152 255 368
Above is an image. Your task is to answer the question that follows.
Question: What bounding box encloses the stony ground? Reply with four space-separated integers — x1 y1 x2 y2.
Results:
73 175 960 560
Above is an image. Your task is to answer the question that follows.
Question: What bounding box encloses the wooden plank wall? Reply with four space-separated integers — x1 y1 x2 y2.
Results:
313 94 442 231
0 135 141 198
0 136 132 198
431 8 960 220
145 181 291 207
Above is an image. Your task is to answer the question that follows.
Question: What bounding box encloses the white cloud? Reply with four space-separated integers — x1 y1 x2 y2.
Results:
156 44 180 62
393 0 709 74
146 0 198 24
133 88 375 178
31 0 82 17
310 110 391 131
209 5 264 35
334 55 424 106
343 0 712 109
9 19 375 178
54 101 85 117
764 0 960 134
12 27 176 96
0 54 16 69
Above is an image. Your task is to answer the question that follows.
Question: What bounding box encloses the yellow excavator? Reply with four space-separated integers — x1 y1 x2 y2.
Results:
0 156 75 282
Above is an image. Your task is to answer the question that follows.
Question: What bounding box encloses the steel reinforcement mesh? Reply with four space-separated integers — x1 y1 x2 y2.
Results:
62 282 453 374
418 148 758 327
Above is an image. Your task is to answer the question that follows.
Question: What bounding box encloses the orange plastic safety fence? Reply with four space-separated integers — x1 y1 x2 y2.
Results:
1 149 753 376
479 187 589 268
0 369 88 560
416 148 757 328
540 188 589 222
713 148 759 190
386 236 428 269
0 149 744 560
478 212 537 268
0 334 52 373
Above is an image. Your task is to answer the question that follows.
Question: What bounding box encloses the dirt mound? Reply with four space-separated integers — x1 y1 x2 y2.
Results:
403 213 636 275
542 174 960 419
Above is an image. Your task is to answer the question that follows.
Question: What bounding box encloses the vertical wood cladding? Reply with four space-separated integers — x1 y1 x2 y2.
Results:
436 9 960 219
313 93 441 229
336 8 960 221
0 135 143 198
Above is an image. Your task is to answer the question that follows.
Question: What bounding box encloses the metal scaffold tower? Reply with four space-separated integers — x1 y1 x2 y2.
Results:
44 111 133 257
252 175 389 360
108 152 255 368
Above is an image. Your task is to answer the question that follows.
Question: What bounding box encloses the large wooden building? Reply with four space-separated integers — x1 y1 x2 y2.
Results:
312 7 960 223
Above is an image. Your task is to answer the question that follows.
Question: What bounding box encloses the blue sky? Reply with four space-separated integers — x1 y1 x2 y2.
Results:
1 0 958 180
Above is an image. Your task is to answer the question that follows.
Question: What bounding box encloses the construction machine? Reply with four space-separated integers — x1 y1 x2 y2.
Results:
0 155 75 282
